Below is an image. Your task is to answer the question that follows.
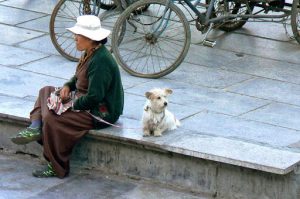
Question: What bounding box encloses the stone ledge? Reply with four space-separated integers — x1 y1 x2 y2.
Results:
1 112 300 175
0 113 30 126
89 118 300 175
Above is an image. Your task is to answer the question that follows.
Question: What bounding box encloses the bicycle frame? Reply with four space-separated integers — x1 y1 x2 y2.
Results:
157 0 292 31
110 0 300 78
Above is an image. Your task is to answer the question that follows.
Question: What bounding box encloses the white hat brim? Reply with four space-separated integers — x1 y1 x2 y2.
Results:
67 26 111 41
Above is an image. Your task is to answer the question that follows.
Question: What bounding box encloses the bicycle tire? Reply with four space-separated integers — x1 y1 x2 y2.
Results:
50 0 122 61
99 0 117 10
112 0 191 78
208 0 253 32
291 0 300 44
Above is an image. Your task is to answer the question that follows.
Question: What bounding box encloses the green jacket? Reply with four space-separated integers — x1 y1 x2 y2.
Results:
64 46 124 128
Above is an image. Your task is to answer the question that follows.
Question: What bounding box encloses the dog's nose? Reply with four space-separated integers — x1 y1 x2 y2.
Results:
164 102 168 106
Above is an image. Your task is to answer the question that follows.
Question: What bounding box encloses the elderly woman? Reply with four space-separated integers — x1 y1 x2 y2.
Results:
11 15 124 178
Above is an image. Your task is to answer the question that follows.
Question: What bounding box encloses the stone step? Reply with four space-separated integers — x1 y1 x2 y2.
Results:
2 113 300 198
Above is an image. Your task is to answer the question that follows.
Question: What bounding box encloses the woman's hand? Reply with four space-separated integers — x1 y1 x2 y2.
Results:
60 86 70 101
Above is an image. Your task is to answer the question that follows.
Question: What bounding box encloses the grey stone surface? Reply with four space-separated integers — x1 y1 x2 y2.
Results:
0 44 48 66
90 115 300 174
0 24 44 45
181 111 300 148
17 34 61 56
164 133 300 174
76 132 300 198
123 93 204 120
216 33 300 65
117 69 151 89
1 151 208 199
0 66 65 98
228 77 300 106
19 55 75 79
240 102 300 130
183 44 244 68
1 0 59 14
0 5 45 25
219 55 300 85
17 15 50 33
235 20 295 42
126 79 270 116
0 94 34 118
167 62 254 89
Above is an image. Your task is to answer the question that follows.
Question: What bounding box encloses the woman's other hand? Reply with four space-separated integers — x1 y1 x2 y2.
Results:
60 86 70 101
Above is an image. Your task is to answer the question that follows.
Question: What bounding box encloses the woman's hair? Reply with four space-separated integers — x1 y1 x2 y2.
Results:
94 38 108 45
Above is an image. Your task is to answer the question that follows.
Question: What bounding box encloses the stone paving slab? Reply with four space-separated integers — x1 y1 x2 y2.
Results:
90 117 300 175
164 132 300 175
0 153 70 199
0 95 34 118
183 44 244 69
17 34 61 56
217 55 300 85
228 77 300 106
0 24 44 45
234 21 295 42
1 0 59 14
17 15 50 33
19 55 75 79
240 102 300 131
1 151 208 199
0 66 65 98
0 44 48 66
0 5 46 25
126 79 270 116
216 33 300 65
166 62 254 89
123 93 203 120
181 111 300 148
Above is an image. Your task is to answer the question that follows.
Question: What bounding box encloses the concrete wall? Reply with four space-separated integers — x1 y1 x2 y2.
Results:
73 136 300 199
0 120 42 156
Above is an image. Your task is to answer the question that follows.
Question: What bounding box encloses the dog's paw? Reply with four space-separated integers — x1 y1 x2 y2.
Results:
154 131 162 137
143 130 150 137
175 119 181 127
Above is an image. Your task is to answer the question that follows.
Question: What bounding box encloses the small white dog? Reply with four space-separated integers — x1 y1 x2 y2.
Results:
142 88 180 137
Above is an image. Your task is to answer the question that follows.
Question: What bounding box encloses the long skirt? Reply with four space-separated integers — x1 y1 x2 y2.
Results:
30 86 94 178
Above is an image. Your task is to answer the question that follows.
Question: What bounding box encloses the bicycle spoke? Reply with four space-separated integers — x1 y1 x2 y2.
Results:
112 0 190 77
51 0 120 61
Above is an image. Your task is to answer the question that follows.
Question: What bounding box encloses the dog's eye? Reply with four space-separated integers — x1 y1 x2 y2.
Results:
157 97 161 99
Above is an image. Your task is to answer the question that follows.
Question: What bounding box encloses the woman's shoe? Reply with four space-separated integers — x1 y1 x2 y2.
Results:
32 163 57 178
10 127 41 145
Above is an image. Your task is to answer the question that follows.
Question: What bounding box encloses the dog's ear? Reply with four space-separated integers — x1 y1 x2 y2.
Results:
165 89 173 95
145 91 153 99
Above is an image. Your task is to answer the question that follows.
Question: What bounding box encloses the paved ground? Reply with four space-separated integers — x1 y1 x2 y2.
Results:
2 0 300 197
0 149 209 199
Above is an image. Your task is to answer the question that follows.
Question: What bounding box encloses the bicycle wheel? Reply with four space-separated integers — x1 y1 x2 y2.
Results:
291 0 300 44
209 0 253 32
112 0 191 78
99 0 117 9
50 0 122 61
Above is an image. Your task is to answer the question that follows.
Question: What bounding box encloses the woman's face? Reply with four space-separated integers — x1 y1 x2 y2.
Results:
74 34 93 51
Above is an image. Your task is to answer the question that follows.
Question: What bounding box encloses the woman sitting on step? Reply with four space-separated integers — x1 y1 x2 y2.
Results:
11 15 124 178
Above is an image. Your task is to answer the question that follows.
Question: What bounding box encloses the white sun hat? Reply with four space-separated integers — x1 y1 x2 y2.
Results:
67 15 111 41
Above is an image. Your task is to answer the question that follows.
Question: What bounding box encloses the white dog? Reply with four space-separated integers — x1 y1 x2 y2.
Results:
142 88 180 137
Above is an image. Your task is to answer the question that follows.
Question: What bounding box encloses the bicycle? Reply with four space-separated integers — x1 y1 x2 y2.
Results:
50 0 150 61
111 0 300 78
50 0 122 61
